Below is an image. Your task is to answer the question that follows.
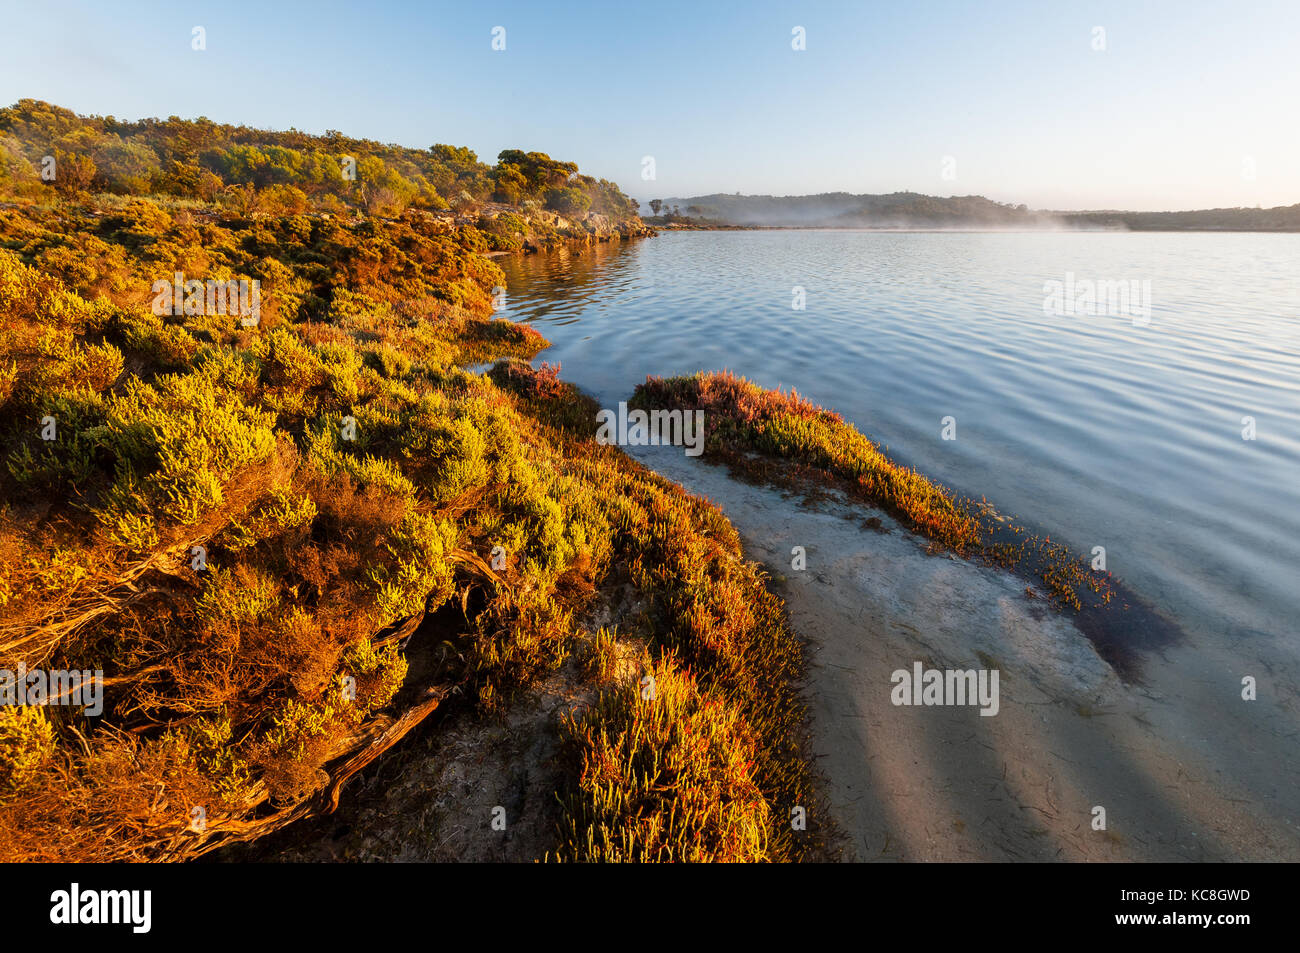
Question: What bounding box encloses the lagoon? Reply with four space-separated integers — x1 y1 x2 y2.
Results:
498 229 1300 685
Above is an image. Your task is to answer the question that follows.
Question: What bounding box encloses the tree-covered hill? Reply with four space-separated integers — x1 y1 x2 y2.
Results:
650 190 1300 230
0 99 640 224
648 191 1047 227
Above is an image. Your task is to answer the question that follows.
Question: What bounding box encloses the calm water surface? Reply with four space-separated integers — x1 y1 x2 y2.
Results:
497 231 1300 672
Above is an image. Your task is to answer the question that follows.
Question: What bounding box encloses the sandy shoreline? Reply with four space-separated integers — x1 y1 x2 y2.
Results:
628 445 1300 862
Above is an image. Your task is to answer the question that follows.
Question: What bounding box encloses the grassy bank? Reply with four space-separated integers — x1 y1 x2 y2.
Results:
0 103 822 862
633 371 1117 614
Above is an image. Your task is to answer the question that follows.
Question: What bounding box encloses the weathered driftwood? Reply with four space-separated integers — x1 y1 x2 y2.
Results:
171 681 452 861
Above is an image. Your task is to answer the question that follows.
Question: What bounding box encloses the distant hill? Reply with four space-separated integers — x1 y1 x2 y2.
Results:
647 191 1300 231
650 192 1049 228
1055 205 1300 231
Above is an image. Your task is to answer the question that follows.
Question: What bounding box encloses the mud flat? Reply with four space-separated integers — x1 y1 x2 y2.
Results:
628 444 1300 862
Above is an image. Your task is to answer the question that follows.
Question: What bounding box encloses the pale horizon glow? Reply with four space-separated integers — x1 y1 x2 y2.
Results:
0 0 1297 212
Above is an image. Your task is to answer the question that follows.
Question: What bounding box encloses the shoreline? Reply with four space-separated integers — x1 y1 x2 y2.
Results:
217 366 1300 863
625 442 1300 861
639 222 1300 234
3 97 1291 859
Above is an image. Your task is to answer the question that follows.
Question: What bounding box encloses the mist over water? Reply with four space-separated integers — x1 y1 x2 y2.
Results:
498 230 1300 676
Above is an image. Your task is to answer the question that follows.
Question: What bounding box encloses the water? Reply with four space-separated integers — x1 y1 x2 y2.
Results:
496 230 1300 678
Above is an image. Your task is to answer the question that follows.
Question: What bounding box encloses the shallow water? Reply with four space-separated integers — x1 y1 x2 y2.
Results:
496 230 1300 678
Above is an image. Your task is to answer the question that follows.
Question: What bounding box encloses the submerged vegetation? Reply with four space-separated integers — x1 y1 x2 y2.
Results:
633 371 1116 613
0 102 826 862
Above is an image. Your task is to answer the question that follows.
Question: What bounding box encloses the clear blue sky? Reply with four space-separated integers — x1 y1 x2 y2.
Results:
2 0 1297 210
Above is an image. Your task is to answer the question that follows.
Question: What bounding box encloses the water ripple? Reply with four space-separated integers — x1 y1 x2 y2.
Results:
497 231 1300 653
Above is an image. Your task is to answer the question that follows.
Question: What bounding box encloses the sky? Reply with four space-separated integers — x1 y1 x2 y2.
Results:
1 0 1297 211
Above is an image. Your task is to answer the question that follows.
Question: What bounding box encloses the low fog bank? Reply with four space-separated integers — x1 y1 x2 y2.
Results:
647 192 1300 231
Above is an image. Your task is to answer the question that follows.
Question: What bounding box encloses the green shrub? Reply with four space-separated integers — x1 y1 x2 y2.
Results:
0 707 56 799
92 369 277 547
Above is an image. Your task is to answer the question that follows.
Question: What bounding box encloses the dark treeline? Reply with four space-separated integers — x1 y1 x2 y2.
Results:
1058 205 1300 231
651 190 1300 230
651 191 1048 228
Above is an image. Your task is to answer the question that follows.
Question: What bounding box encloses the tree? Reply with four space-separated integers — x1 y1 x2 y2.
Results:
51 149 96 193
91 137 159 193
160 160 223 201
543 186 591 217
649 199 662 217
492 162 528 205
496 150 577 197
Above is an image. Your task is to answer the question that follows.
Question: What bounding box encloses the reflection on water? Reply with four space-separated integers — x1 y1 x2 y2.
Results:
497 231 1300 672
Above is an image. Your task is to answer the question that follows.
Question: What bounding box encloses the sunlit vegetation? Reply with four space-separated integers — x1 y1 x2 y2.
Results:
633 371 1115 611
492 364 822 862
0 104 825 863
0 99 647 245
558 652 773 861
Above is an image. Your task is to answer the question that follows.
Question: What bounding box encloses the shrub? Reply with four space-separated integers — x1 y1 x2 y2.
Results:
558 655 771 862
0 707 56 799
92 369 277 546
543 186 592 217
